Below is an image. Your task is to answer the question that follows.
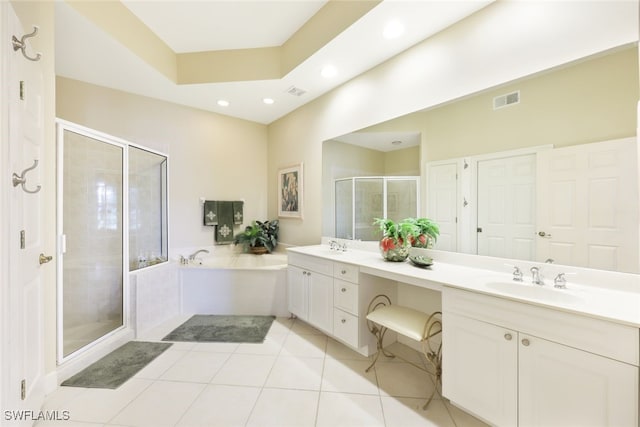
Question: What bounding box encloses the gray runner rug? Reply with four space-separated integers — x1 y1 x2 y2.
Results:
61 341 172 389
162 315 275 343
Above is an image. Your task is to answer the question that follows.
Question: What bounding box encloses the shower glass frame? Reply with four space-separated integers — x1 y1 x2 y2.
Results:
55 119 169 363
334 176 420 241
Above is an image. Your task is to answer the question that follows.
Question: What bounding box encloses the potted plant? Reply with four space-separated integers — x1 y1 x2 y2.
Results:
404 217 440 248
234 220 279 254
373 218 415 261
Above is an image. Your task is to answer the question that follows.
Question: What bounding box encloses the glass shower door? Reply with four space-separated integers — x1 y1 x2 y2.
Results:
60 129 124 358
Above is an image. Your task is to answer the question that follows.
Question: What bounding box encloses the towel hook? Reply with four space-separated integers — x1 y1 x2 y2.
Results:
12 26 42 62
12 159 41 194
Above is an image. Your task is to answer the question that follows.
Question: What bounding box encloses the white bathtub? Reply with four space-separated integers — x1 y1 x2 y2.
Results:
179 253 289 316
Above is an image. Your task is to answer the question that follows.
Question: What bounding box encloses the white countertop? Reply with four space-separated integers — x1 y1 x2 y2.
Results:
287 245 640 328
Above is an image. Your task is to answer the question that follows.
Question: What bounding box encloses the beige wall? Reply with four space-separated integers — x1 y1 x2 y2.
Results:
365 46 638 162
56 77 269 251
268 2 639 246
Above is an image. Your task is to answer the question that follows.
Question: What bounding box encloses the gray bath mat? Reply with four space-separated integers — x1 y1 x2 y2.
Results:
61 341 172 389
162 315 275 343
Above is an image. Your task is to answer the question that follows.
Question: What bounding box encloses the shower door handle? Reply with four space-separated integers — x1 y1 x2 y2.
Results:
39 253 53 265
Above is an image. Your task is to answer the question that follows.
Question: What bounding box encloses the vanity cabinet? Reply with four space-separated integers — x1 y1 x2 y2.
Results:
287 251 396 355
287 254 334 334
442 287 639 427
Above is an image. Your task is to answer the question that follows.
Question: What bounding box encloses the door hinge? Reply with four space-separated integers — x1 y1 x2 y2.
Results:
19 81 25 100
20 379 26 400
20 230 25 249
477 227 483 233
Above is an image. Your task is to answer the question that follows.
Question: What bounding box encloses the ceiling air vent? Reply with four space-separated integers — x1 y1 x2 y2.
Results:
286 86 307 97
493 90 520 110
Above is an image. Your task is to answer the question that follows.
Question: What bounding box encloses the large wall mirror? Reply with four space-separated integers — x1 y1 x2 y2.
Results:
323 45 639 274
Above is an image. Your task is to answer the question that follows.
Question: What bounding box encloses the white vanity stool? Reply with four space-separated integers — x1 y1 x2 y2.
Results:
365 294 442 409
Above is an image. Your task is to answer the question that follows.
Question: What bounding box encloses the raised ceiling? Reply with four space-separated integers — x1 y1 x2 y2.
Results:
55 1 493 124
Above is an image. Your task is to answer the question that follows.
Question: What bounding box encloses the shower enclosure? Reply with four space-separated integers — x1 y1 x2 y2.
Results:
57 121 169 361
335 176 419 240
58 126 125 358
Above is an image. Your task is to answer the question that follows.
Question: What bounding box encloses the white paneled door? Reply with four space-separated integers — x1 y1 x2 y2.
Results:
5 3 46 423
477 154 537 260
426 161 458 252
537 138 639 273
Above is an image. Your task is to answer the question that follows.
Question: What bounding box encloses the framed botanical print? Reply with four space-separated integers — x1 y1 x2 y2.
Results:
278 163 303 218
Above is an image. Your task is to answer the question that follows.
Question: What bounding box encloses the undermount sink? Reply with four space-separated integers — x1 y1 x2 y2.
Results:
484 281 583 304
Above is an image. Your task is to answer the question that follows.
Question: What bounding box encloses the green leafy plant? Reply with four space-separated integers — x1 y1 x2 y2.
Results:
403 217 440 248
234 220 279 253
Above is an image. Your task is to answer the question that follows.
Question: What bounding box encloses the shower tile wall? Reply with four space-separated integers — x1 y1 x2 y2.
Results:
129 149 164 270
63 131 123 356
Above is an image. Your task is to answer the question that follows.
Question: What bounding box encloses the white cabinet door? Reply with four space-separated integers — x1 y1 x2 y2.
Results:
287 266 308 320
307 271 333 334
519 335 639 427
443 312 518 427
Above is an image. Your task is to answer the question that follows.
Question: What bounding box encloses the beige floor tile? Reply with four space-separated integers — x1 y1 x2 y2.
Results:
133 349 188 380
211 354 277 387
382 396 456 427
235 333 287 355
110 380 205 427
160 351 230 383
290 320 325 335
267 317 295 335
176 384 261 427
321 358 379 395
316 391 385 427
246 388 319 427
325 338 370 361
264 355 324 391
60 378 151 424
376 361 435 398
281 333 327 358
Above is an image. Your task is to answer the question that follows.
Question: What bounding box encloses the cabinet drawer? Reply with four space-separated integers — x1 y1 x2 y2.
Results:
334 262 359 283
334 280 358 315
443 287 639 366
288 253 333 276
333 308 359 348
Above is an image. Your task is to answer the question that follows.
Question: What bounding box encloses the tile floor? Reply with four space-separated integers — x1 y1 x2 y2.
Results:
38 316 489 427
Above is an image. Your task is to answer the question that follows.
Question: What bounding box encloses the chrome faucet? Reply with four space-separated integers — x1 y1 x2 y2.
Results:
188 249 209 260
554 273 567 289
511 266 523 282
329 240 338 250
530 266 544 285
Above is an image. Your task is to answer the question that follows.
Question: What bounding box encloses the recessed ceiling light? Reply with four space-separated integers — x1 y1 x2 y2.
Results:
263 98 275 105
383 20 405 39
321 65 337 79
217 99 229 107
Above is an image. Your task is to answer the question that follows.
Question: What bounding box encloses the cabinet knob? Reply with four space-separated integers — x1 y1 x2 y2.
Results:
307 272 311 276
341 269 347 274
341 318 346 324
341 288 346 293
521 338 530 346
504 333 512 341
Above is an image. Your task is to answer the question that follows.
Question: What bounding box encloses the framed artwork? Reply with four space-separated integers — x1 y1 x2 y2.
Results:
278 163 303 218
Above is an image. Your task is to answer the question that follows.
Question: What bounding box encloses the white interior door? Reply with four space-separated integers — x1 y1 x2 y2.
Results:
5 4 46 422
477 154 536 260
537 138 639 273
426 161 458 251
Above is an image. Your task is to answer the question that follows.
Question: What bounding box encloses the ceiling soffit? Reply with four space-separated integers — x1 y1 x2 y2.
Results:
65 0 381 85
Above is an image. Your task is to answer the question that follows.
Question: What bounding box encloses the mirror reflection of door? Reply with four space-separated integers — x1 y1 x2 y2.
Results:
426 162 459 252
477 154 536 260
537 138 639 273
